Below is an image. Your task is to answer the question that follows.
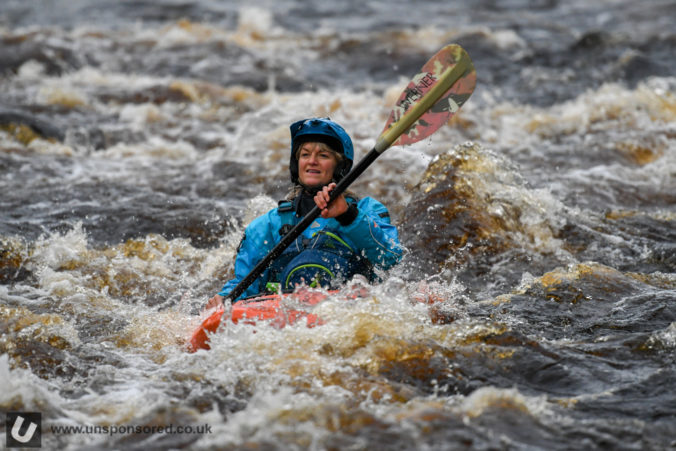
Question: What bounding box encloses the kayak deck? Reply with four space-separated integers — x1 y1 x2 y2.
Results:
188 290 331 352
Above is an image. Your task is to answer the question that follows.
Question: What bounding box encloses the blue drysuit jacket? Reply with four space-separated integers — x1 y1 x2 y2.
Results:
218 196 403 301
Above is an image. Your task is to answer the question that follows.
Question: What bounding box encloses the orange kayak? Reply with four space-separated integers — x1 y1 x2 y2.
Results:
188 290 333 352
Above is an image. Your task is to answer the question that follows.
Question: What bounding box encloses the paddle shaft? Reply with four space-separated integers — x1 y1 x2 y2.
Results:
225 148 381 302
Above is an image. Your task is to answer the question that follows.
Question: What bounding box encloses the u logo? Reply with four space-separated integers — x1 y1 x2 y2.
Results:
6 412 42 448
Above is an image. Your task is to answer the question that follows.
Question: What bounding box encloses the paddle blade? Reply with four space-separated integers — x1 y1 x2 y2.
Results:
378 44 476 151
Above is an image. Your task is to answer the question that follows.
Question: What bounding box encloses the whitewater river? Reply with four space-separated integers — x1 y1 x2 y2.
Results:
1 1 675 449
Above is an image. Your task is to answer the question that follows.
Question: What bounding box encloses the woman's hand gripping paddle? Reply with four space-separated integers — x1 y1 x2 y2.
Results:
224 44 476 304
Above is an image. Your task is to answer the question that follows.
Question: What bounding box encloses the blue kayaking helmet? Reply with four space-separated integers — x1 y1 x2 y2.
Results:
289 117 354 184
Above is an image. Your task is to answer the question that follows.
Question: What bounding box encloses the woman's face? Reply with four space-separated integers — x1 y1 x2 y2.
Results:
297 142 338 187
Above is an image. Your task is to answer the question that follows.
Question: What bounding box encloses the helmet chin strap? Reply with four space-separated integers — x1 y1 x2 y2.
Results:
298 182 331 195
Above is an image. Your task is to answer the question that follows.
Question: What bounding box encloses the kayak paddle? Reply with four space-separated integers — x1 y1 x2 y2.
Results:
225 43 476 303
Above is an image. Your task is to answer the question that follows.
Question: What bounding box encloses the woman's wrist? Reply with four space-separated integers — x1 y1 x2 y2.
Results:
336 204 358 225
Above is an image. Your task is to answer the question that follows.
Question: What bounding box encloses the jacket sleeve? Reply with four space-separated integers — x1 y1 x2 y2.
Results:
217 212 276 302
337 197 403 270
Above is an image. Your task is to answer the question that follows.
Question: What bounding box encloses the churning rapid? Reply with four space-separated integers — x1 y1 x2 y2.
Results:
1 1 675 449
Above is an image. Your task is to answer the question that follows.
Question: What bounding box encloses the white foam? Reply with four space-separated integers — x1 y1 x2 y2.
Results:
0 354 63 411
102 136 198 159
458 386 548 419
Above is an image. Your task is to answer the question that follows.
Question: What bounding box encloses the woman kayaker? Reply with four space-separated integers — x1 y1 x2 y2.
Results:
206 117 403 308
